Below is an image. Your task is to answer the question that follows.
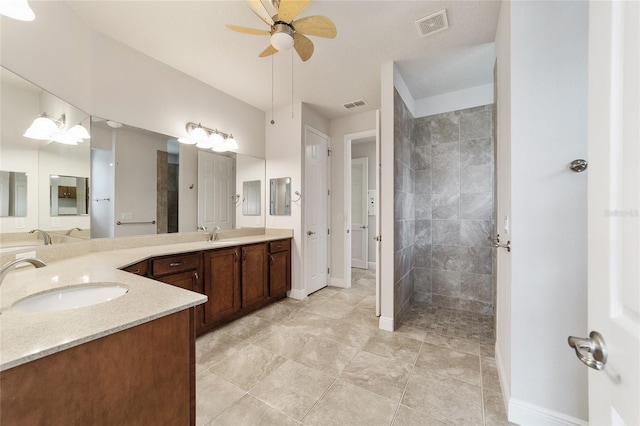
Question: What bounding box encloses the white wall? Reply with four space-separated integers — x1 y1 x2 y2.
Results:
414 84 495 118
328 110 377 283
266 102 304 298
496 1 589 423
351 140 377 266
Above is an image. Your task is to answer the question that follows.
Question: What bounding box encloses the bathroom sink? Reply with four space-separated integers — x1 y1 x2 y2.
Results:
11 283 129 313
210 240 240 245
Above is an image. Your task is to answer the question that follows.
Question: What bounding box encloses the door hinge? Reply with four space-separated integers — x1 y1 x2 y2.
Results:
327 149 332 157
327 267 330 274
328 189 331 196
374 235 382 242
327 228 330 235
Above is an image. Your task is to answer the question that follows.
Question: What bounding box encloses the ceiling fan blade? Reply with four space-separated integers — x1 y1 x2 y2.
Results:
293 15 337 39
247 0 274 26
278 0 311 23
259 45 279 58
294 33 314 62
227 25 271 36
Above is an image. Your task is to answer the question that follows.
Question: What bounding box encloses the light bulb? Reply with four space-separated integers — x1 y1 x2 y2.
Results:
271 32 294 51
209 131 226 152
68 124 90 140
177 137 197 145
23 116 58 140
0 0 35 21
225 134 239 151
190 125 208 142
52 132 80 145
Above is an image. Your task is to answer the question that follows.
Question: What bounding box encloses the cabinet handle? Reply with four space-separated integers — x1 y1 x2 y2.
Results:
132 268 141 274
269 255 274 265
276 245 283 249
242 249 247 261
169 261 184 267
234 250 238 262
194 271 199 283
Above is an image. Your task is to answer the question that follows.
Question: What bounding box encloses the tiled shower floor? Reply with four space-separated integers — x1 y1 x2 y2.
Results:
195 268 510 425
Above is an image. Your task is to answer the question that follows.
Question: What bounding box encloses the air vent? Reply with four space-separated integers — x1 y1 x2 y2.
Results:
343 99 368 110
415 9 449 38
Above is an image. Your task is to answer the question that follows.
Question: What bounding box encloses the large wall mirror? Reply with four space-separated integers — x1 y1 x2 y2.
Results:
1 66 265 250
0 66 91 250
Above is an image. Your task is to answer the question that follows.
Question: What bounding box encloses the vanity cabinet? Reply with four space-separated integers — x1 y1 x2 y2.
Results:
269 239 291 297
121 260 149 277
150 253 205 333
241 244 269 309
203 247 241 326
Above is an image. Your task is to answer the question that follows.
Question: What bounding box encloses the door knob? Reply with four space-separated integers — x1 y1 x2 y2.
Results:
307 231 316 236
568 331 607 370
360 225 367 229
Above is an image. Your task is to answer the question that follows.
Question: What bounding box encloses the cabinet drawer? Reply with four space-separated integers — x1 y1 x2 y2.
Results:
152 253 200 276
122 260 149 277
269 239 290 254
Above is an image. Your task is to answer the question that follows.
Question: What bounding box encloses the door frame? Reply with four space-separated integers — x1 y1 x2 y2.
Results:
343 129 377 288
350 157 369 270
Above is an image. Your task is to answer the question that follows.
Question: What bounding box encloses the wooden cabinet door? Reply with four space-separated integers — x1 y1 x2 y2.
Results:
241 244 268 308
269 250 290 297
203 248 240 325
155 269 205 333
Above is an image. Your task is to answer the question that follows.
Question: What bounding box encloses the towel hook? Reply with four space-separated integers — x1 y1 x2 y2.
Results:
292 191 302 202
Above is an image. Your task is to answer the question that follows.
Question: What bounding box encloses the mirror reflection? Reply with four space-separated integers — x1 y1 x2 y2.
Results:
0 171 28 217
50 175 89 216
0 66 91 247
270 177 291 216
243 180 261 216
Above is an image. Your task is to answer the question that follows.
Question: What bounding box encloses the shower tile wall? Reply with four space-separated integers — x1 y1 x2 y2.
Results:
393 89 415 324
414 105 495 315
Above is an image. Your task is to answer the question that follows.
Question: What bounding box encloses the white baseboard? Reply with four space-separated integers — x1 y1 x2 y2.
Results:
329 277 347 288
509 399 588 426
378 316 394 331
287 288 307 300
367 262 377 270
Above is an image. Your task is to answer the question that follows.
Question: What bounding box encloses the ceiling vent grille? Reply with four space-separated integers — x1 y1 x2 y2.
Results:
415 9 449 38
343 99 368 110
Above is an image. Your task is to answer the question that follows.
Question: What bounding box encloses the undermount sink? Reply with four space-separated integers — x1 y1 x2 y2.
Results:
11 283 129 313
211 240 240 245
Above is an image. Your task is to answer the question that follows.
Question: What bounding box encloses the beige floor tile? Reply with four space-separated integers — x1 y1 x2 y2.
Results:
340 350 411 402
330 288 371 306
423 332 481 355
196 371 245 425
281 310 337 336
196 332 251 369
302 298 357 319
415 343 481 386
483 389 513 426
402 368 483 425
362 331 423 368
392 405 450 426
210 394 299 426
210 344 287 390
394 323 428 341
220 315 276 342
356 295 377 310
252 302 298 323
303 380 397 426
294 335 360 376
342 306 380 329
320 319 378 349
479 342 496 358
252 324 313 359
481 357 502 393
250 360 335 421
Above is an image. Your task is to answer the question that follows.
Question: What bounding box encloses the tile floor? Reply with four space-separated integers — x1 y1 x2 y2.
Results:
196 268 512 425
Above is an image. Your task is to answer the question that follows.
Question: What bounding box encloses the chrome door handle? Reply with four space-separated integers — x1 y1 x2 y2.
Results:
307 231 316 236
568 331 607 371
360 225 367 229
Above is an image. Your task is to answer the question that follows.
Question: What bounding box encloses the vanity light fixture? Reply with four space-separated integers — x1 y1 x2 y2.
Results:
23 113 91 145
0 0 35 21
178 122 239 152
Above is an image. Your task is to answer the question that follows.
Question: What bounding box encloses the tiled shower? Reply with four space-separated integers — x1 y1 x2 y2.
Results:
394 90 495 325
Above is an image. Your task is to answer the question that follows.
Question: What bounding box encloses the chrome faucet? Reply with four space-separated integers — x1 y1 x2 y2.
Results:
65 227 82 236
29 229 52 245
209 226 221 242
0 258 47 287
197 225 207 231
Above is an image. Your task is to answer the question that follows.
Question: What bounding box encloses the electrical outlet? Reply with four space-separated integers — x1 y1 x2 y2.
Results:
15 251 36 268
14 218 25 229
51 217 61 228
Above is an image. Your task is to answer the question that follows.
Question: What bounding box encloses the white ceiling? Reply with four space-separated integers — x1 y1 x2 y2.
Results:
66 0 501 119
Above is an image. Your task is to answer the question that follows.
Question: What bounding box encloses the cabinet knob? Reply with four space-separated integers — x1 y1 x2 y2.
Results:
269 255 274 265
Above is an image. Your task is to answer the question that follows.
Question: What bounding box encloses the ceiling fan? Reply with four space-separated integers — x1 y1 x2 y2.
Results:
227 0 337 62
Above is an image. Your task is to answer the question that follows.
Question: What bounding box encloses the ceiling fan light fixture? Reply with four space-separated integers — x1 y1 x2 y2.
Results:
270 23 294 51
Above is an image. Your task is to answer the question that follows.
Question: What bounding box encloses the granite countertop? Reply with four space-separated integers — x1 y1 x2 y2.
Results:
0 233 291 371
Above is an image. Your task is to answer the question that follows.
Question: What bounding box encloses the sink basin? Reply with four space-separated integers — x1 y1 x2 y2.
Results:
12 283 129 313
210 240 240 245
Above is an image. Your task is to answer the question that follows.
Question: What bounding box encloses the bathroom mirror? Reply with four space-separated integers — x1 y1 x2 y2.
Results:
0 171 28 217
270 177 291 216
242 180 261 216
50 175 89 216
0 66 91 244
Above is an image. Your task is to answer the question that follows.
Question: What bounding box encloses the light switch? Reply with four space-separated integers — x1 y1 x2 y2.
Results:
51 217 61 228
14 218 25 229
504 215 510 235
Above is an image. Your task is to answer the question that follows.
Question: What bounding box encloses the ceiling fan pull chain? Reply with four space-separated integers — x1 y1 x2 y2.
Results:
271 55 275 125
291 48 294 118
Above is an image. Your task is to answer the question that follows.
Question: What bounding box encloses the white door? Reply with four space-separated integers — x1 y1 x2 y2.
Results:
198 151 234 230
576 2 640 424
351 157 368 269
304 126 329 295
